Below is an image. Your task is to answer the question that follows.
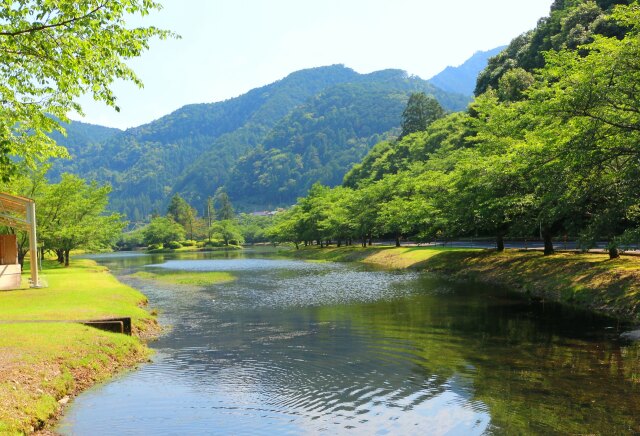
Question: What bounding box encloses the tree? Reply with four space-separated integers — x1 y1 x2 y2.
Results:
38 174 125 266
142 216 185 246
215 191 235 220
400 92 445 138
209 220 243 246
266 206 305 248
524 3 640 258
0 0 173 180
166 193 198 239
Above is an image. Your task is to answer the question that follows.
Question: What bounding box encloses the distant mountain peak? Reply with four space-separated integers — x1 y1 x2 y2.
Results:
428 46 506 96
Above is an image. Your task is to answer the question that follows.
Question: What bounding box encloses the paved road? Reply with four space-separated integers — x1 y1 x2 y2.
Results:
375 240 640 254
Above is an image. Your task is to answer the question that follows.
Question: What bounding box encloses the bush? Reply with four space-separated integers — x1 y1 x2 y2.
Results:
181 239 197 247
204 239 224 248
148 243 163 250
228 239 242 246
166 241 182 249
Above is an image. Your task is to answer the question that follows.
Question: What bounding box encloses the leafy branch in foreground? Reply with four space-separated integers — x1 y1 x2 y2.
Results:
0 0 176 180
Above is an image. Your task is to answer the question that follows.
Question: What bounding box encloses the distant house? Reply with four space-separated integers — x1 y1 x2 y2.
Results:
250 210 277 217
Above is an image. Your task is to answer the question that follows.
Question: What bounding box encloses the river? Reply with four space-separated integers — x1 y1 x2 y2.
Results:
57 249 640 435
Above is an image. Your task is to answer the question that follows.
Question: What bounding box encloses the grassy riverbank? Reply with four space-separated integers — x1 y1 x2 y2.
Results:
287 246 640 322
0 259 158 435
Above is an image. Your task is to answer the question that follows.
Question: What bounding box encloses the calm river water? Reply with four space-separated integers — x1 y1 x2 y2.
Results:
58 249 640 435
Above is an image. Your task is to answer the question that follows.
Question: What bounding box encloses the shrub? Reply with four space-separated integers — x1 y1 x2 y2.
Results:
204 239 224 248
166 241 182 249
148 243 163 250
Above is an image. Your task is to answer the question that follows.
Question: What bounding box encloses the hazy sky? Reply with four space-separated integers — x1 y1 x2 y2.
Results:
69 0 554 130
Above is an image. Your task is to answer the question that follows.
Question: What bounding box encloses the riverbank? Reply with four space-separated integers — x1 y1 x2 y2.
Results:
286 246 640 322
0 259 159 435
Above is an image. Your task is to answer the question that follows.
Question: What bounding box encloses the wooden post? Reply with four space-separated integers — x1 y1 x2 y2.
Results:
26 201 39 287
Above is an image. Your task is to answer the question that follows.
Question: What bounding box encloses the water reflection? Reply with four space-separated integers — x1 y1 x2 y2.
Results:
59 251 640 435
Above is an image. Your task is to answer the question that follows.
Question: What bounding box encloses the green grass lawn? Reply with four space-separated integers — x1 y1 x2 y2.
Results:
0 259 157 434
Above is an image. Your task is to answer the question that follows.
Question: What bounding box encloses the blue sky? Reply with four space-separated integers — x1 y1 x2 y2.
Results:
70 0 554 129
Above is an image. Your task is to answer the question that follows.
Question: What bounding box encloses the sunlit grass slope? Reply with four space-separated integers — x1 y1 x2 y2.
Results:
0 259 157 434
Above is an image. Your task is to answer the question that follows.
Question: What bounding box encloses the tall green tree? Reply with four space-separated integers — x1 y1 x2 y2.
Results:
166 193 198 239
143 216 185 246
215 191 235 221
400 92 445 138
0 0 173 180
38 174 125 266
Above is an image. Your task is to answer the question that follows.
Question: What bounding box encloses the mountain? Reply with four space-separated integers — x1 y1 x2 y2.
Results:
48 120 121 174
51 65 470 220
428 46 506 96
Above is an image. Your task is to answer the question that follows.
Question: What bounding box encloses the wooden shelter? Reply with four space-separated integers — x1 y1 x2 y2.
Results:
0 193 39 289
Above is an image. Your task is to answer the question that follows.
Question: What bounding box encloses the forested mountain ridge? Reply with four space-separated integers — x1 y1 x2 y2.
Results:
179 69 468 209
428 46 506 96
51 65 470 219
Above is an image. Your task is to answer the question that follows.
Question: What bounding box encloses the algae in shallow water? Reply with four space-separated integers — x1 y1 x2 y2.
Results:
130 270 235 286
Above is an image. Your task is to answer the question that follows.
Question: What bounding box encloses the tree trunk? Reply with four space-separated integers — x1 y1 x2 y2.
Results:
18 250 25 269
64 249 70 267
294 242 299 250
609 246 620 259
496 234 505 252
368 234 372 246
337 240 342 247
543 230 554 256
395 235 401 247
56 249 64 264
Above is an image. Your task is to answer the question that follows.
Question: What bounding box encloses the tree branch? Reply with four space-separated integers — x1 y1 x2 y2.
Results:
0 4 105 37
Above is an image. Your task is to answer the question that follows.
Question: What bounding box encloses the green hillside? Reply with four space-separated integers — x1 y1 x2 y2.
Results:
51 65 469 220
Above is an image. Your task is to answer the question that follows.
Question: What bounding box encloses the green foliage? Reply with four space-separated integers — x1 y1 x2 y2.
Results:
236 213 274 243
209 219 243 246
166 193 199 239
400 92 445 138
142 217 186 246
0 0 172 180
343 112 477 188
1 170 125 265
49 66 470 217
268 2 640 259
475 0 629 96
116 228 145 251
165 241 182 250
215 191 235 220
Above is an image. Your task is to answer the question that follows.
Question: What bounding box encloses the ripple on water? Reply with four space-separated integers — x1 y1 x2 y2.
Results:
62 256 640 435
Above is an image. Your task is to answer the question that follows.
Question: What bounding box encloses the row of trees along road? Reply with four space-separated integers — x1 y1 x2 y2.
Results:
267 3 640 260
